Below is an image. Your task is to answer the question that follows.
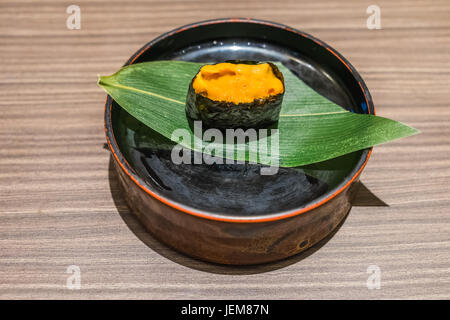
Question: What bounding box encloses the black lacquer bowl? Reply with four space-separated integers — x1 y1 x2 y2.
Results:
105 18 374 265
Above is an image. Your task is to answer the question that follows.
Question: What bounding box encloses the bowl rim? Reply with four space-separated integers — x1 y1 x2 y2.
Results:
104 18 374 223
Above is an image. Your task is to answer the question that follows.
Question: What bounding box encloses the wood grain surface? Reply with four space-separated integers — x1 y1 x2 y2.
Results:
1 0 449 299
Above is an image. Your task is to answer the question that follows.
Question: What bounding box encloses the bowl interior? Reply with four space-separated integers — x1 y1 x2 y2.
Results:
110 21 370 217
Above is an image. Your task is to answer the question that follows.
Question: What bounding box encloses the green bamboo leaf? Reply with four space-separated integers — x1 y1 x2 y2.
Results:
98 60 419 167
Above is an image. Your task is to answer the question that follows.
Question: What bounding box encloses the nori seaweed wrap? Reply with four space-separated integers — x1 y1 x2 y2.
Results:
186 60 285 129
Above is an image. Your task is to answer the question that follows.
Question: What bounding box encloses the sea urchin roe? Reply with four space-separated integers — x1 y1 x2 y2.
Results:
192 63 284 104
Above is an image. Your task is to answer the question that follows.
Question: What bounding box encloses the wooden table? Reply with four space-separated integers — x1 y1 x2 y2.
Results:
1 0 449 299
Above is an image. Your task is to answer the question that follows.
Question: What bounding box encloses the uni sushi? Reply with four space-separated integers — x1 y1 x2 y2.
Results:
186 60 285 129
